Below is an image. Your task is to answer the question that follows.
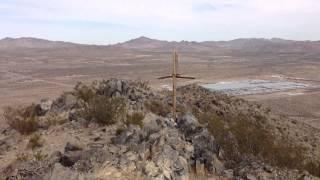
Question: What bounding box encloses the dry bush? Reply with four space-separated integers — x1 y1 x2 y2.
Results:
197 112 226 141
116 127 125 135
229 116 272 156
145 100 170 117
196 111 311 174
126 112 145 128
229 115 306 170
4 105 40 135
131 80 150 91
196 112 239 162
33 150 48 161
16 153 29 162
82 95 126 125
27 133 43 150
73 82 95 103
42 115 67 128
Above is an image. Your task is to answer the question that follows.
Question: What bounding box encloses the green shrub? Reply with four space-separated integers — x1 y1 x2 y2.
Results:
4 105 40 135
126 112 145 128
82 95 126 125
145 100 170 117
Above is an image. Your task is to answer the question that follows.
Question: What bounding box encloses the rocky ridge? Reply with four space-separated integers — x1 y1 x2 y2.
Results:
0 79 319 180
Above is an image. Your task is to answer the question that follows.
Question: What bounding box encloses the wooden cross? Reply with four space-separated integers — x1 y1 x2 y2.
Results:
158 50 195 121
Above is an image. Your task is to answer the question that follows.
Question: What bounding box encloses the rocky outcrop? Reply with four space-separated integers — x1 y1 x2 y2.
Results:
1 79 319 180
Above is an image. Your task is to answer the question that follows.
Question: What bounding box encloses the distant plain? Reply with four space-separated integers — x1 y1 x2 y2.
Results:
1 37 320 129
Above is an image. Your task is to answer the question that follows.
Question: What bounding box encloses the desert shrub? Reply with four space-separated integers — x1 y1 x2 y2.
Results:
16 153 29 162
176 104 187 116
131 80 150 91
116 127 125 135
33 150 48 161
126 112 145 128
82 95 126 125
42 115 67 128
27 133 43 150
196 112 239 162
228 114 306 170
4 105 40 135
73 82 95 103
196 111 309 173
229 116 272 156
267 142 306 169
145 100 170 117
197 112 226 141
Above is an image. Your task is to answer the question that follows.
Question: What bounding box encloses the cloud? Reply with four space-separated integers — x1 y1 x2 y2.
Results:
1 0 320 43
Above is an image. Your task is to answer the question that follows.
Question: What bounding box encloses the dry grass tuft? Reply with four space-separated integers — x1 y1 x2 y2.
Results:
126 112 145 128
145 100 170 117
16 153 29 162
27 133 44 150
4 105 40 135
33 150 48 161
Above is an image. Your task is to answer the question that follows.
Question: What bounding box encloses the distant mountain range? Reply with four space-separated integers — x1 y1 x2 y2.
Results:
1 36 320 53
0 37 79 49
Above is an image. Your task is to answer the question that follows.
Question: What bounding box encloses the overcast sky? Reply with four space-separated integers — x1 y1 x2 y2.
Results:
1 0 320 44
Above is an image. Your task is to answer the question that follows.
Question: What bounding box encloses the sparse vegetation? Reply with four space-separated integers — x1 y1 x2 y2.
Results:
126 112 145 128
81 95 126 125
145 100 170 117
4 105 40 135
73 82 127 126
43 115 67 128
131 80 150 91
33 150 48 161
27 133 44 150
74 82 96 103
16 153 29 162
116 127 125 135
230 115 306 169
196 111 316 175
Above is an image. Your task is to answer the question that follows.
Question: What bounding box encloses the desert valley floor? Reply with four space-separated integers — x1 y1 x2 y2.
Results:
1 37 320 130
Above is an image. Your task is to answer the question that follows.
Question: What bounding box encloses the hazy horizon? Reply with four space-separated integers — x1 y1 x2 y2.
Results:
1 0 320 44
1 35 320 46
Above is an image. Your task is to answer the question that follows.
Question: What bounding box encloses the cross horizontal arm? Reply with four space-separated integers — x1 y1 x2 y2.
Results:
176 75 196 79
157 75 173 79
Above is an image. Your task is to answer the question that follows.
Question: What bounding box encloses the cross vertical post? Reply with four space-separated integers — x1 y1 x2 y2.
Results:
158 50 195 121
172 50 177 121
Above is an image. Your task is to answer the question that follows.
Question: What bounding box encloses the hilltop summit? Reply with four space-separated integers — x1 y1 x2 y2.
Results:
1 79 319 179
